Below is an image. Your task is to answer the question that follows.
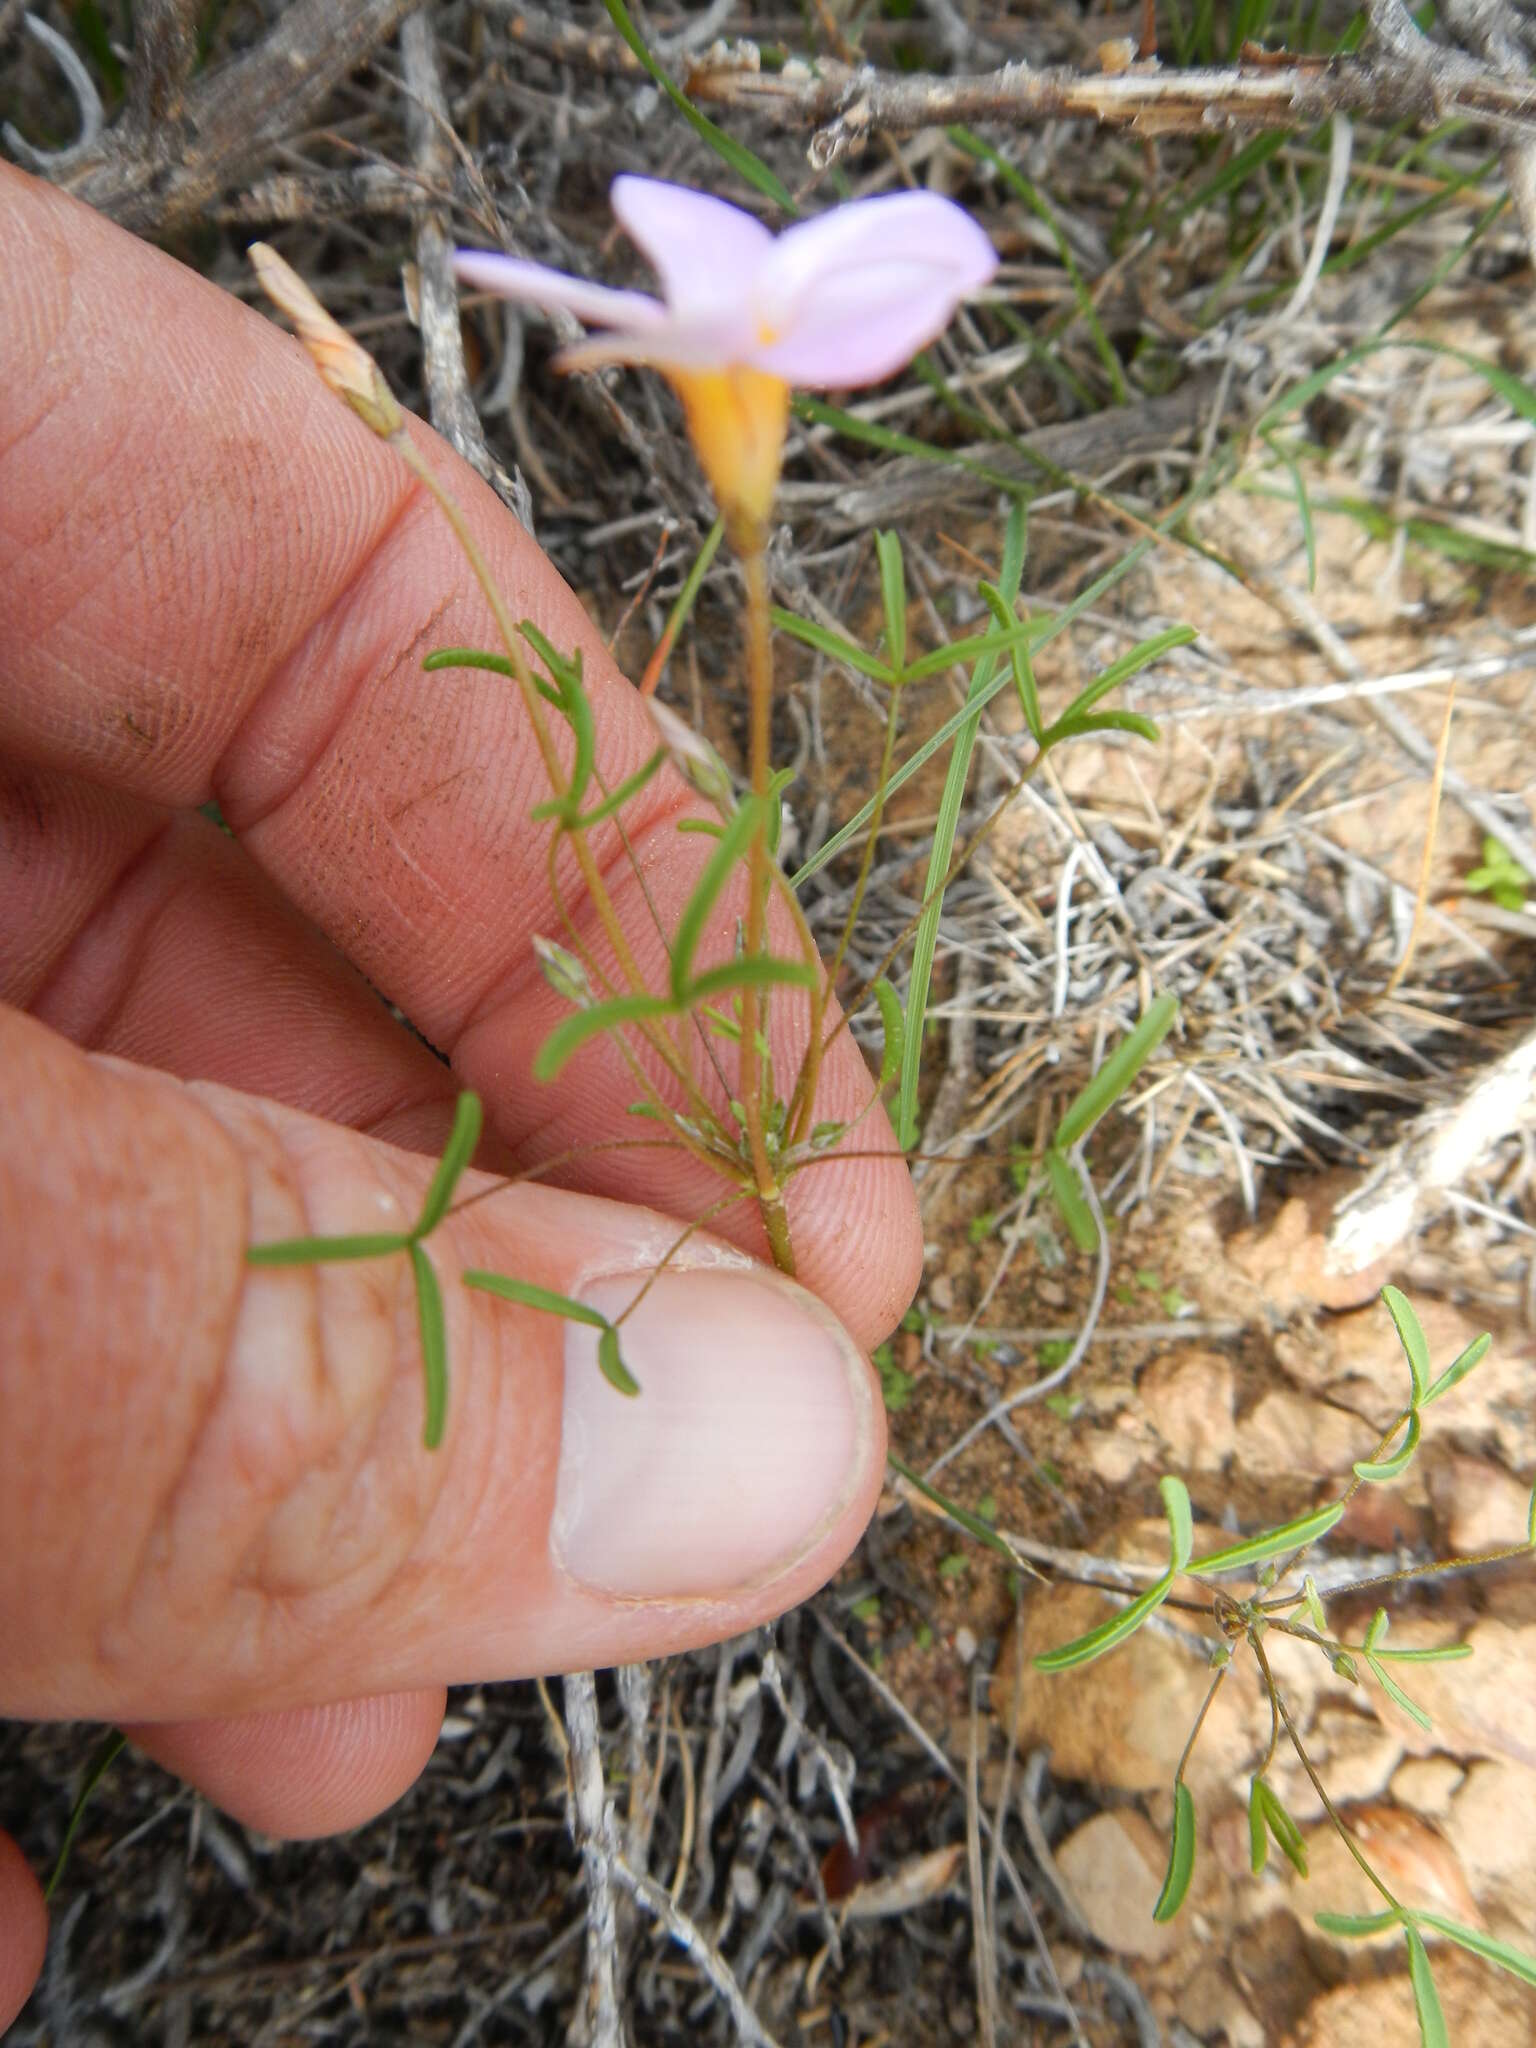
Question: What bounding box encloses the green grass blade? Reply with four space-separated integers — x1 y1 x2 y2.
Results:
793 394 1032 499
43 1730 127 1903
887 1452 1023 1565
1043 1146 1098 1252
598 1324 641 1396
533 994 676 1082
1381 1285 1431 1404
414 1090 484 1238
600 0 794 212
1153 1781 1197 1922
1414 1915 1536 1989
1192 1501 1345 1573
247 1231 411 1265
1353 1409 1421 1484
876 530 907 675
1264 433 1318 588
770 605 895 683
792 529 1163 889
1033 1571 1175 1672
409 1242 449 1450
1406 1925 1449 2048
1423 1332 1491 1405
1054 994 1179 1150
1048 709 1161 744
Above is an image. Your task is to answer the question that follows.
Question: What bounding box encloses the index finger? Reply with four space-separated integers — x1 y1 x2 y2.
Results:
0 166 922 1347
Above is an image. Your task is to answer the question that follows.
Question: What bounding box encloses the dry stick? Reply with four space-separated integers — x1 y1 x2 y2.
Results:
813 1613 1089 2048
688 29 1536 161
610 1858 781 2048
1380 680 1456 1001
400 11 534 529
123 0 199 134
563 1670 625 2048
59 0 417 234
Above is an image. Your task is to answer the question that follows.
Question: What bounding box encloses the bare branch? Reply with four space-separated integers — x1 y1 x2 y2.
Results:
124 0 199 135
400 9 534 529
686 33 1536 165
48 0 416 236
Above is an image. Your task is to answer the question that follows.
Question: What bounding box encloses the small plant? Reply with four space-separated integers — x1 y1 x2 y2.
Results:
1034 1285 1536 2042
1463 835 1532 914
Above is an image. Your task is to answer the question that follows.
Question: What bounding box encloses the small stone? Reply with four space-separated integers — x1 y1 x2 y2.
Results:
1227 1177 1394 1313
1234 1388 1376 1479
1365 1618 1536 1770
1427 1454 1533 1554
1390 1755 1465 1818
1054 1810 1181 1961
1138 1350 1235 1472
1330 1299 1536 1471
1085 1416 1148 1485
1444 1759 1536 1924
1178 1960 1266 2048
1301 1803 1479 1933
1284 1949 1536 2047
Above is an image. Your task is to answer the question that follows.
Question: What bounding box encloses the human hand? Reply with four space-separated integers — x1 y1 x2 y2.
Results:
0 164 922 2028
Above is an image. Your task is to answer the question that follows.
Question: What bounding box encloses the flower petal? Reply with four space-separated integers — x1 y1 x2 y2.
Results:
611 174 775 320
751 192 996 386
453 250 666 335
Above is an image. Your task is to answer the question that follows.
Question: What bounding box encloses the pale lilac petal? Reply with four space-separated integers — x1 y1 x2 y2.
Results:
610 174 774 319
452 249 666 334
555 310 758 375
750 192 996 385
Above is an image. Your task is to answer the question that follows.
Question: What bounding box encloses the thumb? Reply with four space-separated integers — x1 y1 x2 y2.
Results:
1 1003 885 1725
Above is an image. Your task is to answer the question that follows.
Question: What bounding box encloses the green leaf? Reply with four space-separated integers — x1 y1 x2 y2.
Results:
872 977 905 1094
1353 1409 1422 1484
769 606 895 682
462 1270 610 1328
520 623 594 808
1366 1652 1433 1732
246 1231 411 1265
1161 1474 1194 1574
1054 995 1179 1150
1406 1925 1449 2048
1414 1914 1536 1989
1153 1781 1196 1922
557 747 668 831
1192 1501 1345 1574
533 993 676 1082
43 1729 127 1903
1046 709 1161 745
1033 1571 1175 1672
886 1452 1021 1565
875 530 907 675
1253 1778 1308 1877
422 645 516 679
1423 1332 1492 1405
683 956 817 1003
1315 1908 1402 1939
1248 1775 1270 1875
409 1242 449 1450
979 580 1043 743
670 798 764 1002
414 1091 484 1238
1047 626 1197 734
600 0 796 213
597 1323 641 1397
1364 1607 1390 1652
1528 1481 1536 1547
1302 1576 1327 1631
1372 1643 1473 1664
1380 1285 1432 1404
1042 1146 1098 1252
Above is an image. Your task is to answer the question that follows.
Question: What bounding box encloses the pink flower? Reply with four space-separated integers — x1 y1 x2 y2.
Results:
453 176 997 389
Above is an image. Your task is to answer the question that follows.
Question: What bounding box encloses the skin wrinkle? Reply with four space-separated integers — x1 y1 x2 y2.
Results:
25 812 177 1035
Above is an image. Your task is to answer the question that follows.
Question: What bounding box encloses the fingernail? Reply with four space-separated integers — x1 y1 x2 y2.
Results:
551 1265 874 1599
